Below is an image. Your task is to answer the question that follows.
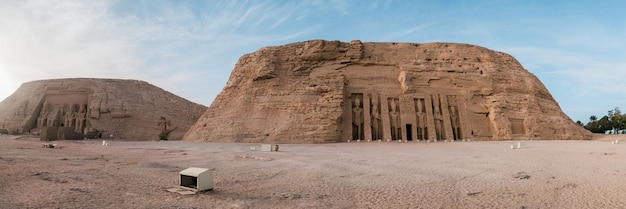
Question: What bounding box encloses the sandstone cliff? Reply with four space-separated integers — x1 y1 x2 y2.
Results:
184 40 592 143
0 78 206 140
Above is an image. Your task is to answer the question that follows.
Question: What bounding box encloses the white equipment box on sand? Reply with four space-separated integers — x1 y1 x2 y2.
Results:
179 167 213 192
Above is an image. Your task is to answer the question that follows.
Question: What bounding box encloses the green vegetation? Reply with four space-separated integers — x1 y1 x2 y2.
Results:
158 116 177 140
583 107 626 134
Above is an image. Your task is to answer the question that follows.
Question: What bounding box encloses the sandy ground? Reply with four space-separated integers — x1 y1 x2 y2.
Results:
1 134 625 209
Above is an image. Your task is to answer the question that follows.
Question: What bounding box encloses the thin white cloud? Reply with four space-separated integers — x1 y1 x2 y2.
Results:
549 64 626 95
550 19 626 52
0 0 141 83
0 0 330 103
504 46 626 95
381 23 433 42
368 0 392 10
328 0 350 15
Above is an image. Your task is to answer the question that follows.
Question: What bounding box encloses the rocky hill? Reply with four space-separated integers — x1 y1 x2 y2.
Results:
184 40 591 143
0 78 206 140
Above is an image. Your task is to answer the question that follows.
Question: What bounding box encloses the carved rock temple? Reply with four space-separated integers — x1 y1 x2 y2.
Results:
183 40 592 143
0 78 206 140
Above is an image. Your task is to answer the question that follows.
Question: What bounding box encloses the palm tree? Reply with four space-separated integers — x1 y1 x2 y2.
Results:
157 116 177 140
158 116 169 132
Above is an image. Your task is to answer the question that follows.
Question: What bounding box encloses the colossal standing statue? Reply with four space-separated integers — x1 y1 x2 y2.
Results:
352 97 364 140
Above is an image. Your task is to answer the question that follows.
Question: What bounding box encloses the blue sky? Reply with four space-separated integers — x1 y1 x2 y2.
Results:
1 0 625 123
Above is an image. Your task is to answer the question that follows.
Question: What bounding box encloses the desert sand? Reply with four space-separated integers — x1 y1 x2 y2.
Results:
1 134 625 209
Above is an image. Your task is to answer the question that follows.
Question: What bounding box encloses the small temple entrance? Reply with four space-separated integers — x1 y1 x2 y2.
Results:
405 124 413 141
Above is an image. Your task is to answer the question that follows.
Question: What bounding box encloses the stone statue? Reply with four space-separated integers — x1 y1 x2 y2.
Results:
415 99 425 140
65 104 77 128
434 105 444 140
371 101 381 140
449 105 460 140
37 116 45 128
352 97 364 140
62 103 68 116
389 99 401 141
37 101 50 128
47 107 59 127
75 104 87 133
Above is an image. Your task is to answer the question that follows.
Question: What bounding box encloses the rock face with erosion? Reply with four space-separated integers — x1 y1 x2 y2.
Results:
184 40 592 143
0 78 206 140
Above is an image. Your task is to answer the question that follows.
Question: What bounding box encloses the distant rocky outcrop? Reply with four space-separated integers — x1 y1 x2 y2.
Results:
0 78 206 140
184 40 591 143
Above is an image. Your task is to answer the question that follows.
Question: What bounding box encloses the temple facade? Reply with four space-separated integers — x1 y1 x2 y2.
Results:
346 93 468 142
339 63 491 142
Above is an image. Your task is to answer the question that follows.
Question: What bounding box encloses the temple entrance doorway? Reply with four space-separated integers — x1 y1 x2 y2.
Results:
406 124 413 141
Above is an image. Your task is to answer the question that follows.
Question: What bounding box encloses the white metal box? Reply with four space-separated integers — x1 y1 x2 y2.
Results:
261 144 272 151
261 144 279 152
179 167 213 192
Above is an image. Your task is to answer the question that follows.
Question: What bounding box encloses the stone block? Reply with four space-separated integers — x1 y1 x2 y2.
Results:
58 127 84 140
40 127 58 141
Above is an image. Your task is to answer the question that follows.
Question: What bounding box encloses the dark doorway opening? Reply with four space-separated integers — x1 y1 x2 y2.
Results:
406 124 413 141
